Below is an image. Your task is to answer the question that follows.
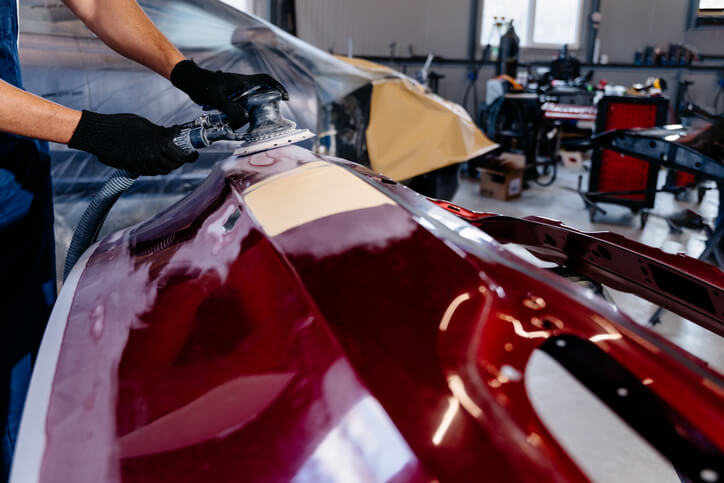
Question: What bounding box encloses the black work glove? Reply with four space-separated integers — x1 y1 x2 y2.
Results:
68 110 198 176
170 59 288 127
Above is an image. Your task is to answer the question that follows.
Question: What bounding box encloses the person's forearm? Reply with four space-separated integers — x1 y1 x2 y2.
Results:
0 80 81 144
62 0 185 79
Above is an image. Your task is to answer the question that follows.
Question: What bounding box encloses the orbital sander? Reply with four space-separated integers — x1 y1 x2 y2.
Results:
173 87 315 156
64 88 313 280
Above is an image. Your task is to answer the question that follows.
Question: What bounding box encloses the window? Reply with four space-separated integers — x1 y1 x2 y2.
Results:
699 0 724 9
691 0 724 26
480 0 584 49
218 0 252 12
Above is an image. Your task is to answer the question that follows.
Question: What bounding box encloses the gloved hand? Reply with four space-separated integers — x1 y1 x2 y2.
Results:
68 110 198 176
170 59 288 127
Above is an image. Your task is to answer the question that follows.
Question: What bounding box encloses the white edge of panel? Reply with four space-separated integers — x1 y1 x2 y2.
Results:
9 242 99 483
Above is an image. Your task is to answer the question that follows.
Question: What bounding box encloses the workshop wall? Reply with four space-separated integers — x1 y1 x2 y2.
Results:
295 0 724 61
295 0 470 57
594 0 723 113
598 0 685 62
294 0 477 106
597 0 724 61
294 0 724 113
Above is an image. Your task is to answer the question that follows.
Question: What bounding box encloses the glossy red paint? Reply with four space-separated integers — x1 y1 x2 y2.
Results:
34 147 723 482
430 199 724 336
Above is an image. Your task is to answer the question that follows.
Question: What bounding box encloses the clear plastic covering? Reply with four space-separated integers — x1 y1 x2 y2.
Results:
19 0 395 193
18 0 394 276
18 0 491 279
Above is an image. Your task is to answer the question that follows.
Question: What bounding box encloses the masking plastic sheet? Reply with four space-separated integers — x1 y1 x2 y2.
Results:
365 78 497 181
16 0 492 278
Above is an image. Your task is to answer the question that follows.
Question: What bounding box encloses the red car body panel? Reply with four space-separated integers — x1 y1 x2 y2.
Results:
25 147 723 482
429 200 724 337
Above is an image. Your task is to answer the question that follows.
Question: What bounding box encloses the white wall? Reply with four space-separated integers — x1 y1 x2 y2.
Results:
597 0 685 62
293 0 724 111
296 0 471 57
294 0 478 104
296 0 724 59
597 0 724 62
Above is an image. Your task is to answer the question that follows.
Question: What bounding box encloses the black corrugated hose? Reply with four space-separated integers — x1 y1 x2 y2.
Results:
62 169 137 281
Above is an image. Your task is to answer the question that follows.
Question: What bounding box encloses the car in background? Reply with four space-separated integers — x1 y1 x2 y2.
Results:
19 0 494 202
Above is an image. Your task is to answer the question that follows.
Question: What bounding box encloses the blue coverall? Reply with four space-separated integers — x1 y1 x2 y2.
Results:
1 1 57 480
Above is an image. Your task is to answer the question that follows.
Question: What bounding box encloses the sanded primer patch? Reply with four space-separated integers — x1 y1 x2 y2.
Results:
243 162 396 237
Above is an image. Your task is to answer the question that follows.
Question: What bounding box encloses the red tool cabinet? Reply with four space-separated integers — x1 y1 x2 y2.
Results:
588 96 669 210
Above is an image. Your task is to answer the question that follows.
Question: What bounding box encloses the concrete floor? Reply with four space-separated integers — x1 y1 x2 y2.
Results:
454 162 723 483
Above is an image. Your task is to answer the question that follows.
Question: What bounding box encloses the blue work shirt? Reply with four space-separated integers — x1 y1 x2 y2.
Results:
2 4 58 480
0 0 50 227
0 0 22 88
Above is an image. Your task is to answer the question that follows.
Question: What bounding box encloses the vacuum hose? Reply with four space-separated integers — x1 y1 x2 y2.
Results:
62 98 279 280
63 169 138 281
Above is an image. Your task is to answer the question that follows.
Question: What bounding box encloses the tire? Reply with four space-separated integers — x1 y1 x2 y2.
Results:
405 164 461 200
533 158 558 187
533 125 559 187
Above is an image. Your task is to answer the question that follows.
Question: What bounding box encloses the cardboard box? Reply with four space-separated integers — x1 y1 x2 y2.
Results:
560 149 584 170
478 153 525 201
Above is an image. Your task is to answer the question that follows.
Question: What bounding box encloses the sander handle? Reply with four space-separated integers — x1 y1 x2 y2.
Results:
64 110 234 280
173 111 241 152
